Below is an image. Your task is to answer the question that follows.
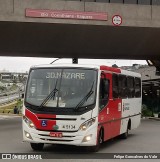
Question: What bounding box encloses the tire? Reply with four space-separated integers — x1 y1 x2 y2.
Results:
120 125 129 139
30 143 44 151
89 129 103 152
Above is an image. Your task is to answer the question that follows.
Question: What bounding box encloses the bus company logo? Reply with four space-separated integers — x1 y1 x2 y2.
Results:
53 125 59 130
123 103 130 111
41 120 47 127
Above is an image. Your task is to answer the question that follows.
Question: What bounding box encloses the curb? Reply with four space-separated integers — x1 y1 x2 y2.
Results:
0 113 22 117
148 117 160 121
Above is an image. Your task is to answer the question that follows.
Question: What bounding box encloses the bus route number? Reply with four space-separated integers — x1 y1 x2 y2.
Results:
62 125 75 129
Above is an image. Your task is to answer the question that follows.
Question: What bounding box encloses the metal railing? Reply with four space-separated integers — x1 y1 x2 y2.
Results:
0 92 24 105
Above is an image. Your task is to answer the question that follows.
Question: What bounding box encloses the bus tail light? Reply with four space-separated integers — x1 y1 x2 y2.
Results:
23 116 35 129
79 118 96 131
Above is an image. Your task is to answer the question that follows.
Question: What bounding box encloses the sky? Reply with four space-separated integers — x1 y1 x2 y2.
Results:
0 56 147 73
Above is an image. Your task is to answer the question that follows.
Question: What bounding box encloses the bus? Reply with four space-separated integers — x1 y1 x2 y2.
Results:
22 63 142 152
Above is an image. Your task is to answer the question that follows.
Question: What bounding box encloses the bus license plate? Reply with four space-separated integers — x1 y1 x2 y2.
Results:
49 132 62 138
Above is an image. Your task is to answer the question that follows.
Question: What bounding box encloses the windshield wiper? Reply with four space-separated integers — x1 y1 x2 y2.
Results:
75 81 94 110
39 79 59 108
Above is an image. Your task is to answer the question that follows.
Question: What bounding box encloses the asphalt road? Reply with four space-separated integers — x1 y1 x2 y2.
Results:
0 116 160 161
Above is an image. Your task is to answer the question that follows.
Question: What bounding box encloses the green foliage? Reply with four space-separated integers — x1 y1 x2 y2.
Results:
13 79 17 84
0 86 6 92
10 84 18 91
0 102 17 114
0 109 13 114
142 104 153 117
0 99 23 114
16 99 23 113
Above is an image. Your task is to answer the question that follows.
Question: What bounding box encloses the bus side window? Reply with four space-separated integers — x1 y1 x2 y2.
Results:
112 74 119 98
119 75 127 98
135 77 141 97
127 76 135 98
99 77 109 111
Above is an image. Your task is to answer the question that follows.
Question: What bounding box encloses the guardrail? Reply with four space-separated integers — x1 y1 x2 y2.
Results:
0 94 21 106
0 99 18 106
0 90 19 97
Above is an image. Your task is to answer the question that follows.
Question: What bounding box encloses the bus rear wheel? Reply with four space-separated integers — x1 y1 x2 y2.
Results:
30 143 44 151
120 125 129 139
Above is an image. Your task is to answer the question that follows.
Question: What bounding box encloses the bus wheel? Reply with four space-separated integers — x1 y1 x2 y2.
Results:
30 143 44 151
89 129 103 152
120 125 129 139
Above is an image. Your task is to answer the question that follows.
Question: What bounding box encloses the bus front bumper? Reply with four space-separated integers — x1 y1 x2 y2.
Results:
23 121 97 146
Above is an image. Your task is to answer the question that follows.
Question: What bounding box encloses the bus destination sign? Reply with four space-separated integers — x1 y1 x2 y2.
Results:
25 9 108 21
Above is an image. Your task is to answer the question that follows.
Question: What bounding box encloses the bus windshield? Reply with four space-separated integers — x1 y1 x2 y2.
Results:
25 68 97 110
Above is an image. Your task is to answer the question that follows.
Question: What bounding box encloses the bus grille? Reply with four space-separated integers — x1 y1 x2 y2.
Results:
40 138 73 142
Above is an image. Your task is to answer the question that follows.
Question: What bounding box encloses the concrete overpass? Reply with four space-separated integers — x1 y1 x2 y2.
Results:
1 0 160 59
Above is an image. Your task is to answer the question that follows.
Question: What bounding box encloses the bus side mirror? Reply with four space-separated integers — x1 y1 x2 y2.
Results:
21 93 24 99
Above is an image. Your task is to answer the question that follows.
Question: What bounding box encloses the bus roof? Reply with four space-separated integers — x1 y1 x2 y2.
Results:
100 65 141 77
31 63 141 78
31 63 100 69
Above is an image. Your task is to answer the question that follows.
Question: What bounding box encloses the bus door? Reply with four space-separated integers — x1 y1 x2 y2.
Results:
98 72 111 141
110 73 122 138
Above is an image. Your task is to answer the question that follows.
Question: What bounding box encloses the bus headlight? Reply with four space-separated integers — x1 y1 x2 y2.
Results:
79 118 96 131
24 131 33 140
23 116 35 129
82 134 92 142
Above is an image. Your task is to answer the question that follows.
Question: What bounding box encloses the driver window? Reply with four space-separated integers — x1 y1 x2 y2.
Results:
99 75 109 111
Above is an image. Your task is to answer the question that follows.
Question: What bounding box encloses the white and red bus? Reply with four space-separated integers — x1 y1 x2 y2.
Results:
22 64 142 151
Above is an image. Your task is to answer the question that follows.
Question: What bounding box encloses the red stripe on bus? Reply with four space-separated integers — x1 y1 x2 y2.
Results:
25 109 56 130
100 66 121 73
98 98 122 141
98 72 121 141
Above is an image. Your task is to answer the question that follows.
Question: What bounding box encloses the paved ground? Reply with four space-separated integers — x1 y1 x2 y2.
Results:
0 116 160 161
